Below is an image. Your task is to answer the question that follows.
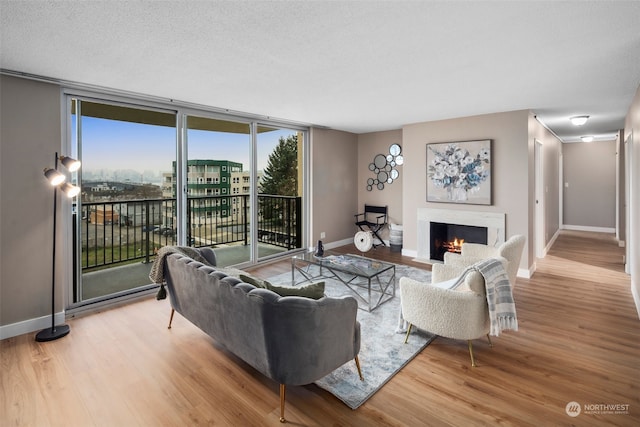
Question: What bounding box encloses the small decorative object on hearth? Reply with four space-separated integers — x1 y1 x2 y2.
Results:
36 152 81 342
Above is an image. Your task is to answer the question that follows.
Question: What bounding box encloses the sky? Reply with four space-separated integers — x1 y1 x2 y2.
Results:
77 116 295 182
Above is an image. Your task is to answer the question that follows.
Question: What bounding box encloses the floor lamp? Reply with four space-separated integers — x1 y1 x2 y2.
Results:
35 152 81 342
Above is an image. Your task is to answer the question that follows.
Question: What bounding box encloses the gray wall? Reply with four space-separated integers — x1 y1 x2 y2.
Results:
528 112 563 249
310 128 358 245
357 129 404 242
1 75 65 327
563 140 617 229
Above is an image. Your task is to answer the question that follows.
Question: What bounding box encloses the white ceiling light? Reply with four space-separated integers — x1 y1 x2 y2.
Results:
581 136 594 142
570 116 590 126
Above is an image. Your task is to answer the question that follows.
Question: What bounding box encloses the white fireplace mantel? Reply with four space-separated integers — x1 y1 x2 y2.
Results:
416 208 505 263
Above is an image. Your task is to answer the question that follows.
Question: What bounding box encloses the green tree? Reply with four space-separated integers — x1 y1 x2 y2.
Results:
259 134 298 196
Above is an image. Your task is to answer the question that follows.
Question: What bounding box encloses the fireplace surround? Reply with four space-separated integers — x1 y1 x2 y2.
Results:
416 208 505 263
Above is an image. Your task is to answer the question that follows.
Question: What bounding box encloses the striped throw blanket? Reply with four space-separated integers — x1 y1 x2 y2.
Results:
473 258 518 336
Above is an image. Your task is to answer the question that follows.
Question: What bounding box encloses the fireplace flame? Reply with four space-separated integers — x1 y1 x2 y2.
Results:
444 237 464 253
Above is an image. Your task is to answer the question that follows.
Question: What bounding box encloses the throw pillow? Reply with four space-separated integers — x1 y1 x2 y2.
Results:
265 281 325 300
239 273 269 289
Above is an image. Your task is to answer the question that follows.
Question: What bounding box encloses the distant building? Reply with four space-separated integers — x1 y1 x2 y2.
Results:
162 160 259 228
90 182 117 192
90 206 119 225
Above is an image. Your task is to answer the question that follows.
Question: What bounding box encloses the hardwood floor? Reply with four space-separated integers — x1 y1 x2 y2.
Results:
2 230 639 426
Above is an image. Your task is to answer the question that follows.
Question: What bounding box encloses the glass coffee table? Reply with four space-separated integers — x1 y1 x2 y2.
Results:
291 251 396 312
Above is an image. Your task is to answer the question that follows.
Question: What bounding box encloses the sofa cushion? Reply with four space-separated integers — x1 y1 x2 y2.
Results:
239 273 270 289
239 273 325 299
265 281 325 300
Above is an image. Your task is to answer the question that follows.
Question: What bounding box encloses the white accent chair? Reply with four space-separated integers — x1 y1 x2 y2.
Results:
399 258 506 367
443 235 526 287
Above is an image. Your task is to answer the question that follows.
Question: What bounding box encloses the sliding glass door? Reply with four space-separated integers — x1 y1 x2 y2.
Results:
71 99 177 303
185 115 253 266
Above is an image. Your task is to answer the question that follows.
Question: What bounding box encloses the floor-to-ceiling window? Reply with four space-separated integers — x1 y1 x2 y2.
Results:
256 126 304 260
71 98 177 303
68 95 307 307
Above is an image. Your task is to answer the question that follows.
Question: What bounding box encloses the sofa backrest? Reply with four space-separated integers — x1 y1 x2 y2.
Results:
163 253 360 385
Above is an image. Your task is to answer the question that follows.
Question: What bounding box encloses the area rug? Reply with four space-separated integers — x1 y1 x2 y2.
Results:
267 263 434 409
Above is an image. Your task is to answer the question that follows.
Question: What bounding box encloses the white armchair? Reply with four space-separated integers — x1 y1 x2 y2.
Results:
400 257 508 367
443 234 526 286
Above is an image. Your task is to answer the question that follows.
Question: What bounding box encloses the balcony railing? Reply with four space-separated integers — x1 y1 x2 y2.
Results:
79 195 302 271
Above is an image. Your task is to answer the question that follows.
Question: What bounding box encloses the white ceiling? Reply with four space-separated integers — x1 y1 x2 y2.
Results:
2 1 639 142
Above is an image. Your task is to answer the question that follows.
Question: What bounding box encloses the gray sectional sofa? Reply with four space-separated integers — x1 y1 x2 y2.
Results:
162 248 362 423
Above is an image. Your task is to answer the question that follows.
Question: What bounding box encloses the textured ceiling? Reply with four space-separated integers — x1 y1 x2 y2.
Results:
1 1 639 142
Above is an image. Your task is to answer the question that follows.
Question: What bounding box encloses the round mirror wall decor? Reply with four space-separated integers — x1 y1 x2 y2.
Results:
366 178 374 191
364 144 403 190
374 154 387 169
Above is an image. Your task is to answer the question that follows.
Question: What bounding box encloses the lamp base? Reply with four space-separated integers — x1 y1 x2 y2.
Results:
35 324 70 342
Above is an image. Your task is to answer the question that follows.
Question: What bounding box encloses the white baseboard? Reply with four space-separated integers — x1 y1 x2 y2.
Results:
543 229 561 257
0 311 66 340
321 237 391 251
562 224 616 233
323 237 355 250
632 278 640 320
402 248 418 259
518 266 534 279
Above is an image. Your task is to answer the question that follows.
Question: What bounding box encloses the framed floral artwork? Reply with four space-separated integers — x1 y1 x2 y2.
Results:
426 139 492 205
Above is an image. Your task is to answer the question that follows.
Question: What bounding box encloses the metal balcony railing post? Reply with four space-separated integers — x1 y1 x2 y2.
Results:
145 200 151 264
286 197 292 249
295 197 302 248
244 194 249 246
187 198 191 247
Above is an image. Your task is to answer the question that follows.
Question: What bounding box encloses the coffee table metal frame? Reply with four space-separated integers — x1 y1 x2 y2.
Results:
291 251 396 312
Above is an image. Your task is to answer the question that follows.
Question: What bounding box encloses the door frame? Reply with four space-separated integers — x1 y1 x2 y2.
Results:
534 139 545 258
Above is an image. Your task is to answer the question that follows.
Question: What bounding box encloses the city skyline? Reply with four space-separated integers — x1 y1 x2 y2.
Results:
78 116 296 184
